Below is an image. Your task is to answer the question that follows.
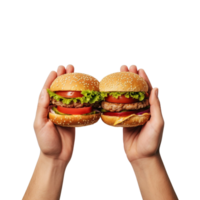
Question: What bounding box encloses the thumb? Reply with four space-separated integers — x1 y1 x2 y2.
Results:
34 89 50 131
149 88 164 127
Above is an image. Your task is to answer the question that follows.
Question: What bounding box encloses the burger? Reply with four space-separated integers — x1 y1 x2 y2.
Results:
47 73 102 127
99 72 151 127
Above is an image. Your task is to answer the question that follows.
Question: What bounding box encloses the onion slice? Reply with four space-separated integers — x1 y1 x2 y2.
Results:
137 108 150 115
49 108 55 114
93 109 101 113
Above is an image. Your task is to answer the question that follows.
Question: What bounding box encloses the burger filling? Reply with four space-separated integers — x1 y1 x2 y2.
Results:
47 89 150 116
52 107 98 115
50 97 100 108
101 99 149 112
47 89 103 115
100 91 150 117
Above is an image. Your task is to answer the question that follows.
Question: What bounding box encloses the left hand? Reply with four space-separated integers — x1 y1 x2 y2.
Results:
31 64 77 164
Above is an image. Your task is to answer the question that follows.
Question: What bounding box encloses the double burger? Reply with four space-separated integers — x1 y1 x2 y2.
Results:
47 73 102 127
99 72 151 127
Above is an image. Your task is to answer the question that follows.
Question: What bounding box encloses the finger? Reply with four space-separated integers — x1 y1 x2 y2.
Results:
35 71 57 131
120 65 129 72
138 69 153 92
65 64 76 73
129 65 138 74
57 65 66 76
57 64 74 75
149 88 164 127
38 70 58 99
36 65 74 130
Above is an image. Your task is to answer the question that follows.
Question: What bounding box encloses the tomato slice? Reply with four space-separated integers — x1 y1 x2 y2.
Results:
57 106 92 115
55 91 83 98
105 95 139 103
145 92 149 98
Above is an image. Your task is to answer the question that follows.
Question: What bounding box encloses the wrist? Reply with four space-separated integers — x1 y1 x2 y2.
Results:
131 152 162 171
38 152 68 172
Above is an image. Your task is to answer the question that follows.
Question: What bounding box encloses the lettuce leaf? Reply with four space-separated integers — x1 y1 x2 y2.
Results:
47 89 103 105
101 91 146 101
47 89 146 107
101 108 108 112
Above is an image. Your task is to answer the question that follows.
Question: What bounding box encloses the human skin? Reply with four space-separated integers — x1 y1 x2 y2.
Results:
121 65 178 200
23 64 178 200
23 65 75 200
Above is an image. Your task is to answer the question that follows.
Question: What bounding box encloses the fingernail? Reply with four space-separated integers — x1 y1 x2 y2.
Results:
40 89 45 99
155 88 159 97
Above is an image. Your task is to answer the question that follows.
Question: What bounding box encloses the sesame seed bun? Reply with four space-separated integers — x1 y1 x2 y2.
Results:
50 73 99 92
49 112 101 127
99 72 148 92
49 73 100 127
100 72 150 127
101 113 150 127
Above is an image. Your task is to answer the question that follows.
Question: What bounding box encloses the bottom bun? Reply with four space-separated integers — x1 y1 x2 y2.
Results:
101 113 150 127
49 112 101 127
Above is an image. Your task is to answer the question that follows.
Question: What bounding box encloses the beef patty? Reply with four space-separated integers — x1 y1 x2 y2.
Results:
50 98 100 108
101 99 149 112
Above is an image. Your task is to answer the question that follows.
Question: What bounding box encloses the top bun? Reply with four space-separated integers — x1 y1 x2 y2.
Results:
50 73 99 91
99 72 148 92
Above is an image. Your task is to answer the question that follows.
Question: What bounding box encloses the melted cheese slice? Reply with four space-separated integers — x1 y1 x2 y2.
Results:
114 113 151 126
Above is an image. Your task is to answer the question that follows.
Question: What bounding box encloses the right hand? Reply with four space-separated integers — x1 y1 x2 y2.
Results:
119 65 166 164
34 65 75 165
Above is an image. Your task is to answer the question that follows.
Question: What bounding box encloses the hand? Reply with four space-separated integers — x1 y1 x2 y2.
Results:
34 65 75 165
120 65 164 163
